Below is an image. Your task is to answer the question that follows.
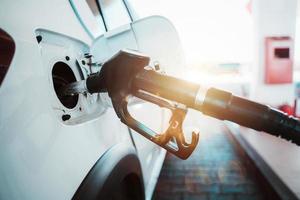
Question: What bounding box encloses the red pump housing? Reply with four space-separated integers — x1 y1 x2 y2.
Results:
265 36 293 84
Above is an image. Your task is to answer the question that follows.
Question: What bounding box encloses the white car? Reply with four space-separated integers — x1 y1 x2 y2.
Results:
0 0 185 199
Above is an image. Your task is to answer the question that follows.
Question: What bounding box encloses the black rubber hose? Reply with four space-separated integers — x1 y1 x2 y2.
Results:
201 88 300 145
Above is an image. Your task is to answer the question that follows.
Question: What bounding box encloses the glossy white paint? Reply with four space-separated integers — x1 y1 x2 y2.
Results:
0 1 185 200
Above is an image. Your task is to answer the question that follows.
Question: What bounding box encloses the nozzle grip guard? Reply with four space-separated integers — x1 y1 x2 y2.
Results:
114 91 199 160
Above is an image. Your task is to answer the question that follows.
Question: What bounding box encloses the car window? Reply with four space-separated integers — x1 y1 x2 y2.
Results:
98 0 132 30
69 0 106 38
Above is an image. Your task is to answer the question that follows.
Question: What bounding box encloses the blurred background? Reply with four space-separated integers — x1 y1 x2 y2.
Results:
127 0 300 111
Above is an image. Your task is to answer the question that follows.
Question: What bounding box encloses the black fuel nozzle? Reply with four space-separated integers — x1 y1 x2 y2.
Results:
85 50 199 159
59 49 300 159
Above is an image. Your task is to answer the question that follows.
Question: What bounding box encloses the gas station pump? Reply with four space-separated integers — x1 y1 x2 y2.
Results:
265 36 293 84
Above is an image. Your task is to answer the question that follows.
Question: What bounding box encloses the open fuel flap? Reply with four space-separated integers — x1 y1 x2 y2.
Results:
35 29 107 124
35 16 186 126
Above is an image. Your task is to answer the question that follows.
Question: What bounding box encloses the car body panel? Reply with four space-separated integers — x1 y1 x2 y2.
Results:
0 1 185 199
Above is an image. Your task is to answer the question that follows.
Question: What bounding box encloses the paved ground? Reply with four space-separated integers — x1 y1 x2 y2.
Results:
152 111 279 200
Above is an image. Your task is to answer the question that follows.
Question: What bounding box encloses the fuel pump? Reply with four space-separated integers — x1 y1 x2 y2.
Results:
59 49 300 159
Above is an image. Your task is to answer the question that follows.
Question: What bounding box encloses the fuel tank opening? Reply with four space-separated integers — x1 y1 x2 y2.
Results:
52 61 78 109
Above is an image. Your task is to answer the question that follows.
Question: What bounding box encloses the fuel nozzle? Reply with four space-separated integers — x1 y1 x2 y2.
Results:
58 49 300 159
